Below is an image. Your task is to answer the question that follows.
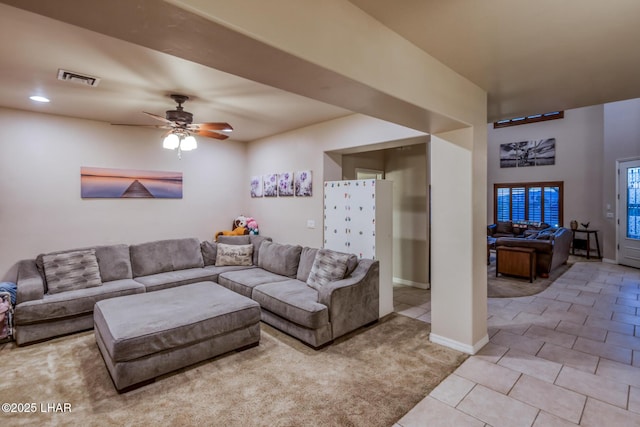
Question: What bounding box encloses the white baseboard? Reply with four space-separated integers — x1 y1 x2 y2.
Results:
602 258 617 264
429 332 489 355
393 277 430 289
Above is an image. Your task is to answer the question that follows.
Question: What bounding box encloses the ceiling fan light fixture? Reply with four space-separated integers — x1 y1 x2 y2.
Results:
180 135 197 151
29 95 50 103
163 133 179 149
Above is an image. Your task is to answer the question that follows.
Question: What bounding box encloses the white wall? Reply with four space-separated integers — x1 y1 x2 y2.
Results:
0 108 246 280
177 0 488 352
245 114 425 248
430 134 483 352
487 100 640 262
342 144 430 288
487 105 604 234
603 98 640 260
341 150 385 180
384 144 429 287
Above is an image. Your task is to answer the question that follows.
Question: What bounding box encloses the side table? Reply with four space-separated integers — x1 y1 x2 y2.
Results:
487 236 497 265
571 229 601 259
496 246 537 283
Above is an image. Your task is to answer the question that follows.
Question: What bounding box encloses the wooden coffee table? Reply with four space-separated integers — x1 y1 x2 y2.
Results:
496 246 536 282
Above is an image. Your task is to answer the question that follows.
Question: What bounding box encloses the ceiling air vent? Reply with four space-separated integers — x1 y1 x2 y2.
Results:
57 69 101 87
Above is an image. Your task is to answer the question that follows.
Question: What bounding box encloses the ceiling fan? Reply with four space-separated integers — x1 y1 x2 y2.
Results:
113 94 233 157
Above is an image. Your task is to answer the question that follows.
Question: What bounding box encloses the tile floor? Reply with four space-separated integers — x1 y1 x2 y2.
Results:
393 260 640 426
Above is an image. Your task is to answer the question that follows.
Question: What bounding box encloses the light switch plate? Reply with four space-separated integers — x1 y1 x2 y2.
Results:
307 220 315 228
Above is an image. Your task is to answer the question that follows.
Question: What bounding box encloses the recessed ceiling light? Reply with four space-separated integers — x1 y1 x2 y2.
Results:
30 95 50 103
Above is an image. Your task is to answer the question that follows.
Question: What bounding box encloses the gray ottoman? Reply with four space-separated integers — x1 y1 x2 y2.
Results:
94 281 261 392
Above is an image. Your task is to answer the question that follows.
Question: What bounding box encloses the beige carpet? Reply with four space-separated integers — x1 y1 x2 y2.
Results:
487 253 574 298
0 314 466 427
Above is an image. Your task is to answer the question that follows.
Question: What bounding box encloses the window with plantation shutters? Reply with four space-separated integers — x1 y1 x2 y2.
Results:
494 182 563 227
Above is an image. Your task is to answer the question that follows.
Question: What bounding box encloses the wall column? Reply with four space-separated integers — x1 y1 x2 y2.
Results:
430 130 488 353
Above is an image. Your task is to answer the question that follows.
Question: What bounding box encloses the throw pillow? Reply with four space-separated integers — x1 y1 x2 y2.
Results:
495 221 513 234
215 243 253 266
42 249 102 295
200 241 218 266
307 249 351 290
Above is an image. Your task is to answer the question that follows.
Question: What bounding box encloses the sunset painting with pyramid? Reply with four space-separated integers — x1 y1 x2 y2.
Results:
81 167 183 199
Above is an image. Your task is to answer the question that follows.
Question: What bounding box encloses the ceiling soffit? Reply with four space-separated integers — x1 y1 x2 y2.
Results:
2 0 464 135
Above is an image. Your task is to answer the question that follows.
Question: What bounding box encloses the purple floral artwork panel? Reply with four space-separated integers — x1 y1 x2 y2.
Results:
278 172 294 196
295 170 312 196
250 175 263 198
263 173 278 197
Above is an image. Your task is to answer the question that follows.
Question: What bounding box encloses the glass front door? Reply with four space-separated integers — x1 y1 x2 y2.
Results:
619 160 640 268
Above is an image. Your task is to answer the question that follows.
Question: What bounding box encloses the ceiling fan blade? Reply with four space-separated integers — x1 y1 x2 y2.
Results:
111 123 172 129
194 129 229 140
143 111 173 124
191 122 233 132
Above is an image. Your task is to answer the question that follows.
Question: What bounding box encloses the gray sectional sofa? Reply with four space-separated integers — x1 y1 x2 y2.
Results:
14 235 379 348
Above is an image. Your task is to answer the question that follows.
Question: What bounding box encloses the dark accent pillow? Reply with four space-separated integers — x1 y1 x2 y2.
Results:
495 221 513 234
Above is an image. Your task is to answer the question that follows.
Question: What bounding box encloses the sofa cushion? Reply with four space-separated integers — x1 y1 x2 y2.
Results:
130 238 204 277
43 249 102 295
217 235 250 245
200 241 217 266
306 249 351 290
258 241 302 278
215 244 253 266
250 235 272 265
15 279 144 324
133 267 219 292
95 244 132 282
296 247 319 282
172 238 205 270
253 280 329 329
218 268 289 298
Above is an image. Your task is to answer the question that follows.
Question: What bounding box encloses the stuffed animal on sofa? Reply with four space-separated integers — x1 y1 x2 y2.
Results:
215 215 250 241
246 217 259 235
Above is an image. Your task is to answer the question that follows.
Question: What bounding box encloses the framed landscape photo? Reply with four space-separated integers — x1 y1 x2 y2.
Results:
81 167 182 198
500 138 556 168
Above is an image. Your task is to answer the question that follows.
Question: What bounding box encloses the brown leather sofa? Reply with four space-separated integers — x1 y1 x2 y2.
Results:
494 227 572 278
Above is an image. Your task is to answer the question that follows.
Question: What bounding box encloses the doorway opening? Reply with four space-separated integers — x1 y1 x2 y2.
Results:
328 138 430 290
